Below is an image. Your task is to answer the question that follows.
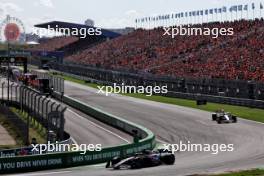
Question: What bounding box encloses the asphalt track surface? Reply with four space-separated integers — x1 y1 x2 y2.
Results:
9 80 264 176
63 105 131 147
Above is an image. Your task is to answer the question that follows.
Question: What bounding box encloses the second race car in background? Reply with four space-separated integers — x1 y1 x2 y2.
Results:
212 110 237 124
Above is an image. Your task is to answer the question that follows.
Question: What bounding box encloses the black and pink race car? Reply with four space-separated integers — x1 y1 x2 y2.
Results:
106 150 175 170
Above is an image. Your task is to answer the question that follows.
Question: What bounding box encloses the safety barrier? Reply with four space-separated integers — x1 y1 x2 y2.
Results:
166 91 264 108
59 72 264 109
0 94 155 174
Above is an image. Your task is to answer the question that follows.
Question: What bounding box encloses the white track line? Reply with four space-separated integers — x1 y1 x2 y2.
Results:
67 109 130 143
10 171 72 176
156 139 168 144
239 117 264 125
70 136 78 145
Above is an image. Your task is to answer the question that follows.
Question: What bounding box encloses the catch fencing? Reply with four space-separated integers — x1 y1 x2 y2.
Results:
0 81 67 142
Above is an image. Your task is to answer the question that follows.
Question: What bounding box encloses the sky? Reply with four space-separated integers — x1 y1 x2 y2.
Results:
0 0 263 32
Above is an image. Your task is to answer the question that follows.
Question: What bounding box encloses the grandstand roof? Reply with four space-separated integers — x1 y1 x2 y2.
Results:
34 21 121 39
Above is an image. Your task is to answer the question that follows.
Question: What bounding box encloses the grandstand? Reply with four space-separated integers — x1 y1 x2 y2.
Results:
31 19 264 82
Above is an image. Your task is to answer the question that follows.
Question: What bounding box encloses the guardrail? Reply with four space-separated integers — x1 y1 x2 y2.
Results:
50 62 264 100
0 93 155 174
59 72 264 109
166 91 264 108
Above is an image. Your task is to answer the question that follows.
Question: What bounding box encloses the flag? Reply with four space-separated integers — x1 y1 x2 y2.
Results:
233 5 238 12
261 3 263 9
223 6 227 12
214 8 218 13
252 3 255 9
205 9 208 15
244 5 248 11
229 6 233 12
238 5 243 11
209 9 213 14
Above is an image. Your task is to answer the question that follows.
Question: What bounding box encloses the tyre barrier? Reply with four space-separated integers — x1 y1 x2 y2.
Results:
0 94 155 174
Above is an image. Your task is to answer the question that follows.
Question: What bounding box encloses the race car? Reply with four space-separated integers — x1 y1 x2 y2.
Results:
106 149 175 170
212 110 237 124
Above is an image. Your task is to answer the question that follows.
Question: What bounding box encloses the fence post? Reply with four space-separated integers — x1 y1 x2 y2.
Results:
59 107 67 141
24 88 31 145
33 93 38 118
10 83 14 103
22 87 27 112
46 101 55 142
55 104 61 141
41 97 46 119
15 85 19 103
2 82 5 101
29 92 35 125
45 100 51 119
19 86 24 111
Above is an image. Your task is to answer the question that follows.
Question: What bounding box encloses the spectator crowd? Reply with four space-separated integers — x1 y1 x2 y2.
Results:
31 19 264 82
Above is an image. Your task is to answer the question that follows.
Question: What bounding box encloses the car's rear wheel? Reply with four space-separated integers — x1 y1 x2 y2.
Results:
131 161 142 169
161 154 175 165
111 157 121 165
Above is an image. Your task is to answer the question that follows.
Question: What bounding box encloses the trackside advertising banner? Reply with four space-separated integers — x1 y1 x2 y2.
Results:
0 143 153 173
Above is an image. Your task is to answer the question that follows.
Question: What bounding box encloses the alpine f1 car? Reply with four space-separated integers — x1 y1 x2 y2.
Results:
212 110 237 124
106 149 175 170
